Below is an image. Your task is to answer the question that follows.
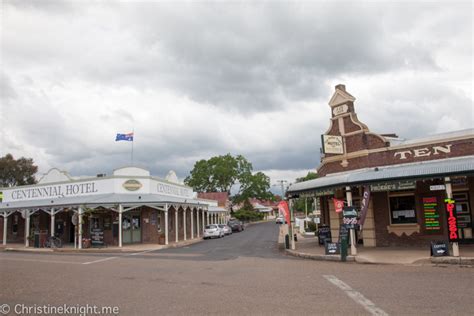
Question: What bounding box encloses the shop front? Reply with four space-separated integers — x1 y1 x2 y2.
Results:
287 85 474 253
0 167 223 248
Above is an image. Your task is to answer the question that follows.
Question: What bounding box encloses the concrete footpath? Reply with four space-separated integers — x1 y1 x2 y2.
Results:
0 238 203 253
284 233 474 267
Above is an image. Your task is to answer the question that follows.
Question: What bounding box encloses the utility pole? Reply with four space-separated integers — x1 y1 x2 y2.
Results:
275 180 288 199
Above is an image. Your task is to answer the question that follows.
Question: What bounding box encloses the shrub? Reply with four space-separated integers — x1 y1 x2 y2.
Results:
306 221 317 232
233 210 264 222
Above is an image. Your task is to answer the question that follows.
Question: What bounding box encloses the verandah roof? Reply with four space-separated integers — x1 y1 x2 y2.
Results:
0 193 208 212
287 155 474 195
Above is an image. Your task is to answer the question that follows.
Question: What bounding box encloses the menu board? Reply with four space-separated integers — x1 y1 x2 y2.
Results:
422 197 441 232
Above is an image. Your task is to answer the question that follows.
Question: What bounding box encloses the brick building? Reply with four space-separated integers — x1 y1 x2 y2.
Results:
0 167 227 248
288 85 474 251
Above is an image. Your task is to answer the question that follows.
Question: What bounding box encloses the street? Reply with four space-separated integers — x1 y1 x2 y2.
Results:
1 222 473 315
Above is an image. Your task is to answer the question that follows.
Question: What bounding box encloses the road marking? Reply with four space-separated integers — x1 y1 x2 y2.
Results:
82 256 117 265
323 275 388 316
0 257 81 265
125 249 158 256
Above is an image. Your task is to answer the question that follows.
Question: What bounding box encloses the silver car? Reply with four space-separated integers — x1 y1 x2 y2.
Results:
218 224 232 235
204 224 224 239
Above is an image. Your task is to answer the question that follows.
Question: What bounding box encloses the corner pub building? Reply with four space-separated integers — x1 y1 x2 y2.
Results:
0 167 227 248
288 85 474 254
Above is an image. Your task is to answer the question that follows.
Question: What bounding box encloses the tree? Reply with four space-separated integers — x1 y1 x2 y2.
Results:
232 172 274 204
296 171 318 183
185 154 273 203
0 153 38 187
293 171 318 213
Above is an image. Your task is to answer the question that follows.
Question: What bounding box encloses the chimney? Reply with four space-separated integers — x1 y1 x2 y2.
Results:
335 84 346 92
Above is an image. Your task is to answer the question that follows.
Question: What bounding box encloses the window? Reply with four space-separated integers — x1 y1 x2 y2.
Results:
389 195 417 224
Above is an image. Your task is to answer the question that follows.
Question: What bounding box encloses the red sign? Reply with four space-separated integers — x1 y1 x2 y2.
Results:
277 201 291 226
333 198 344 213
445 198 458 241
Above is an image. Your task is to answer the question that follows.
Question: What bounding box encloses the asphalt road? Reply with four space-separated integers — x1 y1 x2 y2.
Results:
1 221 473 315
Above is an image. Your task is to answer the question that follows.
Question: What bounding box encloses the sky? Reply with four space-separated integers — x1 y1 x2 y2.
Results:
1 0 472 194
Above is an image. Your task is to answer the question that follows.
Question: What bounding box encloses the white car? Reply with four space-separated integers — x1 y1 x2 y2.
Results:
204 224 225 239
218 224 232 235
276 216 286 224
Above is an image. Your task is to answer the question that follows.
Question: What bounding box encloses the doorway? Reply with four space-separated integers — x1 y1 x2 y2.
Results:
122 212 142 244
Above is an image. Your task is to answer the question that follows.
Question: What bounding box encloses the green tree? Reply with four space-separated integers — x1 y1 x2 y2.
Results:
232 171 274 204
0 153 38 187
296 171 318 183
293 171 318 213
185 154 273 203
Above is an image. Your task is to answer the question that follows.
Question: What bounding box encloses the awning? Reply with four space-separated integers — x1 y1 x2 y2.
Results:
288 155 474 195
208 206 227 213
0 193 208 211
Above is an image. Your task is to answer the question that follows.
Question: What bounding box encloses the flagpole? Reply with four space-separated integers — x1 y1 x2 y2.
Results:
131 128 134 166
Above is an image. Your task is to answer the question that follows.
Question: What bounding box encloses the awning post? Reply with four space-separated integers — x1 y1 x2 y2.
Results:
445 177 459 257
78 207 83 249
183 208 187 241
3 213 7 246
119 204 123 248
165 204 169 245
346 186 357 256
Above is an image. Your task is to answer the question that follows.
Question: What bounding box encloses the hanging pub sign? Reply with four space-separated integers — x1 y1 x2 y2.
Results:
422 197 441 232
321 135 344 154
333 198 344 213
430 241 449 257
370 180 416 192
445 198 458 242
342 206 358 229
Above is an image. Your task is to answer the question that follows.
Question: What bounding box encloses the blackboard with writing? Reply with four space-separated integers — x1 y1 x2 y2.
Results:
325 242 340 255
91 228 104 246
318 225 331 245
430 240 449 257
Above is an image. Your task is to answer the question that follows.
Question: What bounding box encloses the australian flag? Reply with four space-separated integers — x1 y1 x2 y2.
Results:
116 132 134 141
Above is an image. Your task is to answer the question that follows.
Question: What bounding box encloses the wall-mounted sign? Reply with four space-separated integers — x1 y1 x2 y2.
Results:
332 104 348 116
394 144 452 160
445 198 458 242
422 197 441 232
123 179 143 191
322 135 344 154
430 185 446 191
316 189 335 197
333 198 344 213
343 206 358 229
370 180 416 192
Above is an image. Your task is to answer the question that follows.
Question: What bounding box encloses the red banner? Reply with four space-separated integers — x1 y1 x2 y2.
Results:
278 201 291 225
333 198 344 213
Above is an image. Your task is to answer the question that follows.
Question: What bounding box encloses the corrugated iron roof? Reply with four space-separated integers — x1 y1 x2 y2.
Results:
288 155 474 194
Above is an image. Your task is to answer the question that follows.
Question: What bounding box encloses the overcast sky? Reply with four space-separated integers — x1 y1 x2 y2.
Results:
1 0 472 194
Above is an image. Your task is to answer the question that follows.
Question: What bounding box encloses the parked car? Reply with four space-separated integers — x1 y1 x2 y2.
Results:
276 216 286 224
204 224 225 239
227 219 244 232
218 224 232 235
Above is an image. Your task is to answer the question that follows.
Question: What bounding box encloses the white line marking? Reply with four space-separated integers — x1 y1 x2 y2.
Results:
82 256 117 265
0 258 81 265
125 249 158 256
323 275 389 316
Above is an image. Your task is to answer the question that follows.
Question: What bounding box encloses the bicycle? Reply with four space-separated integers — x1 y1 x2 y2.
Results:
43 236 62 248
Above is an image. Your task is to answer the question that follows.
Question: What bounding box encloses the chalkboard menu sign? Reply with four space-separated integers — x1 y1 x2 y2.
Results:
91 228 104 246
422 197 441 232
339 224 349 241
325 242 340 255
430 240 449 257
318 225 331 245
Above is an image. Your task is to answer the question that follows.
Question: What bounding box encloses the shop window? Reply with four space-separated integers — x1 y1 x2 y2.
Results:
389 195 417 224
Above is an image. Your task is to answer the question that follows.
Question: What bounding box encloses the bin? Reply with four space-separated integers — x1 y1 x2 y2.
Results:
285 234 290 249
